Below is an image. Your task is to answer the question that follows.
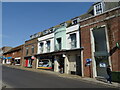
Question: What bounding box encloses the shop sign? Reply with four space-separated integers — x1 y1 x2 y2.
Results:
7 57 12 59
85 59 92 66
99 63 106 67
31 56 35 59
86 59 92 63
116 42 120 49
15 57 21 59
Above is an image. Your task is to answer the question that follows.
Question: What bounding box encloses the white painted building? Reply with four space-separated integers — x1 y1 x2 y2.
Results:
37 33 54 54
66 24 80 50
63 18 82 75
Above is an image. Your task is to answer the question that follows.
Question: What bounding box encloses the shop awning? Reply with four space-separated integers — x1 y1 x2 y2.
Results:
7 57 12 59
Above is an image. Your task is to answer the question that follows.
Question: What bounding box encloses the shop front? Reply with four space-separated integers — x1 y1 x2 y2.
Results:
6 57 12 64
14 57 21 65
36 55 54 70
91 26 110 78
24 56 34 68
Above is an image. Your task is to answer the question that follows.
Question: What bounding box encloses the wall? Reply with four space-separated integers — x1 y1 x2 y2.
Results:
37 33 54 54
80 7 120 77
22 38 38 68
54 26 66 50
66 24 80 50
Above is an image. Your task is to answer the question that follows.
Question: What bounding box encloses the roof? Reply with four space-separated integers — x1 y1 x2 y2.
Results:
3 44 24 54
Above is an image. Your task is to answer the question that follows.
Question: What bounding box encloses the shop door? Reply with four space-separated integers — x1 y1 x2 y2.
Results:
76 55 82 76
25 59 28 67
58 55 64 73
28 59 32 67
92 27 109 78
95 56 109 78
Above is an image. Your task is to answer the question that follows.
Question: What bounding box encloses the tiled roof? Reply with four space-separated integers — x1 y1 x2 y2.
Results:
3 44 24 54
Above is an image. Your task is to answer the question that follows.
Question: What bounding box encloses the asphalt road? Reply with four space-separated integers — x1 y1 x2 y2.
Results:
2 65 117 88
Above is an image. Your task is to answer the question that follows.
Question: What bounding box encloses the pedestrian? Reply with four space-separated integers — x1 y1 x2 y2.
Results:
106 65 112 84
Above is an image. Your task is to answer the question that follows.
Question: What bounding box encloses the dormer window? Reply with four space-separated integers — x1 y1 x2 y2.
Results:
60 23 67 27
94 2 104 15
72 18 80 25
72 19 77 25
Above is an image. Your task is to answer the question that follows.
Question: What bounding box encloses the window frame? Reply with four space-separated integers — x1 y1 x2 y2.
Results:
94 2 104 15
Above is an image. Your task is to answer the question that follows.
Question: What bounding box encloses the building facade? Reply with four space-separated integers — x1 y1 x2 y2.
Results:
23 37 38 68
2 1 120 80
3 45 23 65
79 2 120 78
0 46 12 64
36 28 55 70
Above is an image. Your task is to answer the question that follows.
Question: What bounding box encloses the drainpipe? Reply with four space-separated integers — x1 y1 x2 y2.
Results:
78 23 84 77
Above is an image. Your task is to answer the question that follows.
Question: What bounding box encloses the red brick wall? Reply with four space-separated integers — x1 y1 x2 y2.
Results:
22 38 38 68
3 46 23 65
80 8 120 77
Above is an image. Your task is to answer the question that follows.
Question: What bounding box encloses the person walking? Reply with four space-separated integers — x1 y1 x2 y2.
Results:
106 65 112 84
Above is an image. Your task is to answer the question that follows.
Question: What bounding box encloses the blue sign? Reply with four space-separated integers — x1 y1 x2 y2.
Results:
7 57 12 59
86 59 92 63
3 57 7 59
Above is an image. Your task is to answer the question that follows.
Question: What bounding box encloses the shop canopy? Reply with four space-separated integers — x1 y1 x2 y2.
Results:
7 57 12 59
3 57 12 59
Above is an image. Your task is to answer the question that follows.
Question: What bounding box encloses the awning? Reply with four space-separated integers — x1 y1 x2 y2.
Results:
7 57 12 59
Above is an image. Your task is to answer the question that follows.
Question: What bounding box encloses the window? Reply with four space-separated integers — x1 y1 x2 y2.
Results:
38 59 52 69
46 41 50 52
39 42 44 53
72 19 77 25
70 33 77 48
26 47 29 55
94 2 104 15
31 45 34 54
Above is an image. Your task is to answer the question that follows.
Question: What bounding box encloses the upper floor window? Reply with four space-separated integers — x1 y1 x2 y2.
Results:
94 2 104 15
72 19 77 25
46 41 50 52
31 45 34 54
26 47 29 55
55 38 62 51
39 42 44 53
70 33 77 48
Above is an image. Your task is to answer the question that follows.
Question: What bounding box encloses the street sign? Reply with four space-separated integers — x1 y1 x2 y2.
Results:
85 59 92 66
86 59 92 63
99 63 106 67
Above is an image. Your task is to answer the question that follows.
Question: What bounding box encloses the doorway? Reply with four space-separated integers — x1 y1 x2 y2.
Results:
92 27 109 78
76 55 82 76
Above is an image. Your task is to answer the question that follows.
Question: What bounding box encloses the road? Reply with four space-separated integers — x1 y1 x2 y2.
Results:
2 65 118 88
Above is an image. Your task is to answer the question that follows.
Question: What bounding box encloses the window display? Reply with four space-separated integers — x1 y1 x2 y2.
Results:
38 59 52 69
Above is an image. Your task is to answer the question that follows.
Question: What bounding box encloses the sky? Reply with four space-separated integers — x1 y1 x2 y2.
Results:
2 2 94 47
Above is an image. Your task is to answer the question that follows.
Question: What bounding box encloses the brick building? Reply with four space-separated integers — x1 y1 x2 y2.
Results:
22 37 38 68
0 46 12 63
3 45 23 65
79 2 120 78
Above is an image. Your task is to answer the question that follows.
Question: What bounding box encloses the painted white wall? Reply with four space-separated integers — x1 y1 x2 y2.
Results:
64 54 69 74
66 24 80 50
54 56 59 72
37 33 54 54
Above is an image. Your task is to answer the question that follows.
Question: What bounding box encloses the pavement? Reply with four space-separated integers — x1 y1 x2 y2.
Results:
2 64 120 88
